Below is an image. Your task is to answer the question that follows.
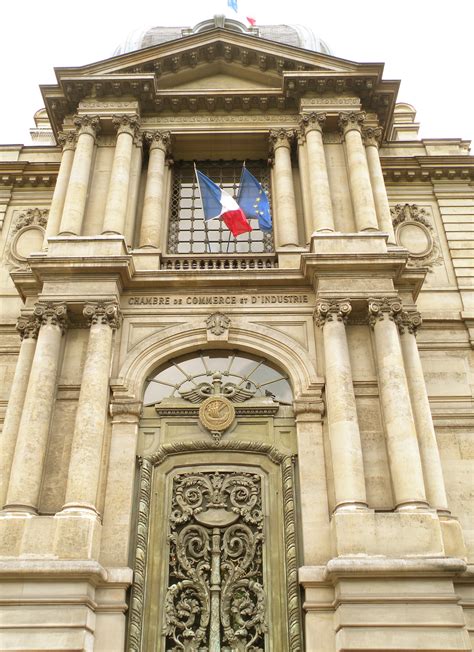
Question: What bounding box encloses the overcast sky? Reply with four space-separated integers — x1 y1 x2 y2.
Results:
1 0 473 146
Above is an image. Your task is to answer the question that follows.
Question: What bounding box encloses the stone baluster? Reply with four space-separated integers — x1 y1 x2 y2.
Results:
299 112 335 233
339 112 379 232
362 126 396 243
368 297 428 511
4 303 67 513
398 311 450 513
0 315 40 508
102 114 141 236
61 302 121 516
269 129 299 247
138 131 171 248
296 130 313 244
59 115 100 235
315 299 368 511
43 131 77 246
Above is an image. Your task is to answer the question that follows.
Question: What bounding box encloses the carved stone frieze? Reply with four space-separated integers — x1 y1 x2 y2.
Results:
367 296 403 328
314 299 352 327
338 110 366 134
390 203 442 270
83 301 122 329
33 302 68 333
16 314 41 340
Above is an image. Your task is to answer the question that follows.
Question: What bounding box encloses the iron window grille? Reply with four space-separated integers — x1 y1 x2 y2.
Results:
167 160 274 254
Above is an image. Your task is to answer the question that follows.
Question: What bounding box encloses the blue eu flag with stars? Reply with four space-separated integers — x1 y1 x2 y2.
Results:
237 167 272 232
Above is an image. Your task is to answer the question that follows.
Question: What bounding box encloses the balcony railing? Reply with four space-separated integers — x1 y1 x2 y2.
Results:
160 254 278 271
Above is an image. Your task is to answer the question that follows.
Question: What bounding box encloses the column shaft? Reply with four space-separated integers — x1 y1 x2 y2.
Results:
139 131 170 248
296 133 313 243
269 129 299 247
316 300 367 510
124 139 143 245
0 317 39 507
339 112 378 232
43 132 76 245
4 303 67 512
369 298 428 510
102 115 140 236
62 302 120 514
399 313 449 512
364 127 396 243
300 113 335 233
59 116 100 235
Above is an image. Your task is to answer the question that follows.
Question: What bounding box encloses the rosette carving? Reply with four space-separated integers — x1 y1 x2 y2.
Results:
314 298 352 327
367 296 403 328
83 301 121 329
33 302 68 333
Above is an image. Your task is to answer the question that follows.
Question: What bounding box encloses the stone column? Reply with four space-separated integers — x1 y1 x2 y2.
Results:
43 131 77 246
124 134 144 245
299 112 335 233
398 311 450 513
102 114 140 236
0 315 40 508
339 112 379 232
296 130 313 244
59 115 100 235
61 302 121 516
138 131 171 248
4 303 67 512
269 129 299 247
363 126 396 243
315 299 368 511
368 297 428 510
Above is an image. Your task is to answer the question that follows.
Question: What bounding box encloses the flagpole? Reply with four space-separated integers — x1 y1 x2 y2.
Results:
194 162 212 254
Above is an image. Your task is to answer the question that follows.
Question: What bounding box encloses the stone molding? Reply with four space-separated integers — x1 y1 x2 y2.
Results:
111 113 141 137
367 296 403 328
314 298 352 327
299 111 326 135
73 114 101 139
83 301 122 329
338 111 366 135
16 314 41 340
33 301 68 333
362 126 383 148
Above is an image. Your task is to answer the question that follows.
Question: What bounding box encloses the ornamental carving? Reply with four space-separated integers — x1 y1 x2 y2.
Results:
83 301 122 329
338 111 366 133
199 396 236 442
144 130 171 152
206 312 230 336
33 302 68 333
396 310 423 336
299 111 326 134
314 299 352 327
390 203 442 270
112 113 141 137
362 126 383 147
16 314 41 340
57 130 77 150
367 296 403 328
164 470 266 651
12 208 48 234
73 114 101 137
269 128 295 152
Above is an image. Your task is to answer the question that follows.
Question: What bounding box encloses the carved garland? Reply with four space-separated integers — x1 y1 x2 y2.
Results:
127 441 302 652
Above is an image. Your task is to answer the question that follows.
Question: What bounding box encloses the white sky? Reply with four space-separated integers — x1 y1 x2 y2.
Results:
1 0 473 146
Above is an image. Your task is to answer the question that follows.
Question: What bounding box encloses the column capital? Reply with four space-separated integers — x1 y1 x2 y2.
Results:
397 310 423 336
109 399 143 420
83 301 122 330
293 398 325 417
144 130 171 153
73 114 101 139
299 111 326 135
16 314 41 340
33 302 68 333
362 126 383 148
269 128 294 152
57 130 77 152
314 298 352 327
367 296 403 328
338 111 366 135
112 114 141 137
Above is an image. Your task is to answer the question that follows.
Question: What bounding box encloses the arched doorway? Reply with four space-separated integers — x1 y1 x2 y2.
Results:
127 350 302 651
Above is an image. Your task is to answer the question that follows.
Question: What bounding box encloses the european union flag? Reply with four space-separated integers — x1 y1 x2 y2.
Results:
237 167 272 232
227 0 238 11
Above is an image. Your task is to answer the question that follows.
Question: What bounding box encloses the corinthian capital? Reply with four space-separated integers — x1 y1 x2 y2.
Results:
269 128 294 152
73 115 101 138
314 298 352 327
362 126 383 148
367 296 403 328
16 314 41 340
396 310 422 336
338 111 366 135
112 114 141 137
144 130 171 152
33 302 68 333
83 301 122 330
299 112 326 135
57 130 77 152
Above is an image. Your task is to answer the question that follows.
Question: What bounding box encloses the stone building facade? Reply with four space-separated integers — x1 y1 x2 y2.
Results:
0 16 473 652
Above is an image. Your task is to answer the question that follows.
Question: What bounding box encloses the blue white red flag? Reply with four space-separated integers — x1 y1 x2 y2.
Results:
237 167 272 231
195 170 252 237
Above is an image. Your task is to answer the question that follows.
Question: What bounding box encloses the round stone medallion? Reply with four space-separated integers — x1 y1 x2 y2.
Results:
199 395 235 433
396 221 432 257
11 226 44 262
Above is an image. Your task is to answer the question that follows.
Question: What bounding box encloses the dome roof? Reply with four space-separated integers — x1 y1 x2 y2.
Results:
113 16 331 57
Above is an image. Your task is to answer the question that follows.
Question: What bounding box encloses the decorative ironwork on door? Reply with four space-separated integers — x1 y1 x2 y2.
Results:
165 471 266 651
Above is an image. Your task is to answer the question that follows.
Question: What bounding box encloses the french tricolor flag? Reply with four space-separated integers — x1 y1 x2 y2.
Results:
196 169 252 237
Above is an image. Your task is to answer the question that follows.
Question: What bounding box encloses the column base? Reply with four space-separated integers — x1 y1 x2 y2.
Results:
334 501 369 513
395 500 430 512
58 503 101 520
1 504 37 516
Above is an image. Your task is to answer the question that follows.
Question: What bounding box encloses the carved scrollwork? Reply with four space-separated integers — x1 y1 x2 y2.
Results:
396 310 423 336
73 114 101 138
83 301 122 329
144 130 171 152
299 111 326 134
16 314 41 340
367 296 403 328
314 298 352 327
338 111 366 134
390 203 442 270
33 302 68 333
112 113 141 137
268 128 295 152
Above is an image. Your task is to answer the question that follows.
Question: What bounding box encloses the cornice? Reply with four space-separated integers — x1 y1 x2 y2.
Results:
0 161 58 188
381 155 474 183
